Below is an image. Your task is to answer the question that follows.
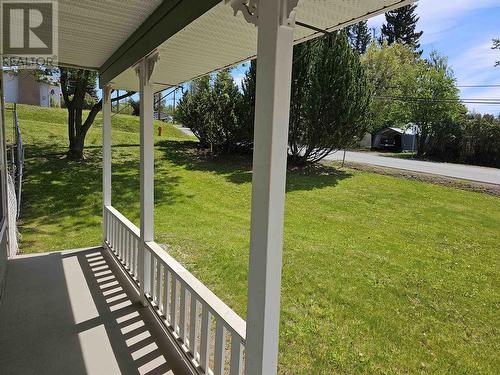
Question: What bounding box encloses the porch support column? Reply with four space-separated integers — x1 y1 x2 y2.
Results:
102 85 112 244
136 53 159 306
244 1 298 374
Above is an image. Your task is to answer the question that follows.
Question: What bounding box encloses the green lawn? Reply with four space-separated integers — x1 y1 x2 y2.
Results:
8 105 500 374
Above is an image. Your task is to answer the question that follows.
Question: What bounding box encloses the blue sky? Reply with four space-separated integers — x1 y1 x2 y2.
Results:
153 1 500 115
369 0 500 115
229 0 500 115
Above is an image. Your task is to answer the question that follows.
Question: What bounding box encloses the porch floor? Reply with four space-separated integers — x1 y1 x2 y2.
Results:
0 247 193 375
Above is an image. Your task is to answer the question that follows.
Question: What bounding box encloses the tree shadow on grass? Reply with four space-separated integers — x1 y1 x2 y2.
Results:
19 143 185 243
157 140 353 192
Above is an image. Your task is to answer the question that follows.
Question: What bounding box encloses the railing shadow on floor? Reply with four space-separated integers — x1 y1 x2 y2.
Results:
0 247 194 375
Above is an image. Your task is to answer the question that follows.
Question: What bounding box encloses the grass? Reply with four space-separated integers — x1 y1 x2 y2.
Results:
378 151 418 159
8 104 500 374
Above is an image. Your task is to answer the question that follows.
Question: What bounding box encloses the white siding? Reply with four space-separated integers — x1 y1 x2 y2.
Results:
3 73 18 103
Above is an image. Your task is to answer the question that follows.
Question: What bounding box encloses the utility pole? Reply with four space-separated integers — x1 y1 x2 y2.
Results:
173 88 176 124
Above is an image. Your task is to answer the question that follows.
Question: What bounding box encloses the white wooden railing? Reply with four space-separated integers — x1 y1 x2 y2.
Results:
104 205 246 375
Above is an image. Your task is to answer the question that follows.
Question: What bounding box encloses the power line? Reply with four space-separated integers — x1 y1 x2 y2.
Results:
374 96 500 105
385 84 500 90
456 84 500 88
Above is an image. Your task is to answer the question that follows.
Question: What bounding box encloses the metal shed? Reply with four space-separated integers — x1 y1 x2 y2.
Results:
373 126 418 152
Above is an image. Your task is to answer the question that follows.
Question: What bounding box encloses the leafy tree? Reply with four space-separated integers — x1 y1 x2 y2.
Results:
347 21 371 54
381 4 423 54
288 32 372 165
399 56 465 156
493 38 500 67
60 67 134 159
362 43 417 131
363 44 465 157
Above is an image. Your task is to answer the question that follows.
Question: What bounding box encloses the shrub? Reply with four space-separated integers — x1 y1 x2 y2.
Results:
176 73 243 153
460 114 500 168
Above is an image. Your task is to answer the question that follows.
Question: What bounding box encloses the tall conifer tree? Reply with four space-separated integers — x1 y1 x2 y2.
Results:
381 4 423 54
347 21 371 54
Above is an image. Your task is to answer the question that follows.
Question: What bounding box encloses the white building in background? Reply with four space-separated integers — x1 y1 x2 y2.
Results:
3 70 61 107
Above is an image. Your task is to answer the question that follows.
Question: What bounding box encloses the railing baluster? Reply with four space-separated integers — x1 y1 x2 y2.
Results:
179 285 187 341
155 257 161 304
122 224 125 261
117 220 119 251
171 276 178 332
199 304 211 372
150 255 156 300
214 320 226 375
114 219 118 252
122 224 126 259
158 265 164 313
104 210 108 243
113 217 117 250
230 334 243 375
164 270 171 321
128 232 132 270
106 212 111 244
111 217 114 248
189 295 198 357
133 237 137 277
119 224 123 259
125 229 129 268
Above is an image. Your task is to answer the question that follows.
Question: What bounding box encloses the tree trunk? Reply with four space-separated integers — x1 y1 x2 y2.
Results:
67 137 85 160
66 104 85 160
60 67 136 161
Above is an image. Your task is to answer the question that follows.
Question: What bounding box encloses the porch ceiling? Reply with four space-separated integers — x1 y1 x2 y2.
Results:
105 0 414 91
57 0 414 90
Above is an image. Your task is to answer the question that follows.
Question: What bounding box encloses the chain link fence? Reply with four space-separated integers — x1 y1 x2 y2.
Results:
5 103 23 256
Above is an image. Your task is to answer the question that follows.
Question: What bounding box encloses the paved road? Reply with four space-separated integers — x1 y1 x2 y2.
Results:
173 124 195 137
326 151 500 185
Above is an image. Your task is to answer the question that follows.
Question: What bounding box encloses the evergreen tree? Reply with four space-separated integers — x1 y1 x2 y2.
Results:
176 72 243 153
208 70 242 152
176 75 212 148
347 21 371 54
238 59 257 149
381 4 423 53
288 32 372 165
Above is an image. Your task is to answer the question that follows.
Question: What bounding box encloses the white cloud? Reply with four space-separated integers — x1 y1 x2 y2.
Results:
451 42 498 83
233 73 246 89
369 0 499 44
450 42 500 115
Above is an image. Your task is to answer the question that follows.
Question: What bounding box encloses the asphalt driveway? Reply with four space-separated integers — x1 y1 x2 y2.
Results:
326 151 500 185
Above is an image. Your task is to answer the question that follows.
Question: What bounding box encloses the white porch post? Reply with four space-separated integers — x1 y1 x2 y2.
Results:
136 53 158 305
102 85 112 244
245 1 297 374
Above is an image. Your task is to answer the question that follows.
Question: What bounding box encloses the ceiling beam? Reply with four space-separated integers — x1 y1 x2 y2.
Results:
99 0 221 88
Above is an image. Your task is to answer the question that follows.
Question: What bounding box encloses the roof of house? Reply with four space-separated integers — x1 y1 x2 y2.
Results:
51 0 414 90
